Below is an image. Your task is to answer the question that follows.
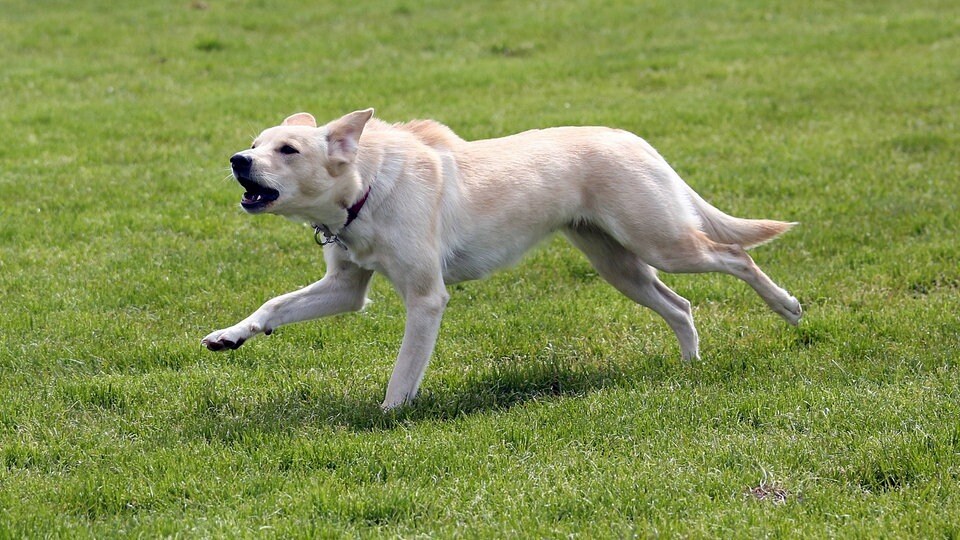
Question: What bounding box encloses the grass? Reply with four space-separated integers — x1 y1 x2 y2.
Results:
1 0 959 536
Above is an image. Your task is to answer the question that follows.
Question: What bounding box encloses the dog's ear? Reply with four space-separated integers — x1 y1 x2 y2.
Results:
326 108 374 174
282 112 317 127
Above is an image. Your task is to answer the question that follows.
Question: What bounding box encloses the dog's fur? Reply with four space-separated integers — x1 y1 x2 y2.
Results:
202 109 802 409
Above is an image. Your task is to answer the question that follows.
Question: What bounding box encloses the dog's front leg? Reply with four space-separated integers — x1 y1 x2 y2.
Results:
202 262 373 351
381 274 449 410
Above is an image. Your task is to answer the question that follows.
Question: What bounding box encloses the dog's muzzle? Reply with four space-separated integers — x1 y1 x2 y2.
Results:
230 153 280 212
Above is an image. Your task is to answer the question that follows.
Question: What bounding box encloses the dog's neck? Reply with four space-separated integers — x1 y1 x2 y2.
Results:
312 186 371 250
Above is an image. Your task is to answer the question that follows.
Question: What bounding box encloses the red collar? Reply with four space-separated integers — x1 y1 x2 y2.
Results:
343 187 370 229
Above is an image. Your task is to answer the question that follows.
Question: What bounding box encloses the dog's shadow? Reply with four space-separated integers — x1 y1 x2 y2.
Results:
189 353 682 441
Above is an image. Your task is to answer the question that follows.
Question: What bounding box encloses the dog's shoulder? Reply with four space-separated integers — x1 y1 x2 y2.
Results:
383 119 465 151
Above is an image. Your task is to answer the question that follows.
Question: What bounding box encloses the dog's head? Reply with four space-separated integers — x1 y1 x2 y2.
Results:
228 108 374 217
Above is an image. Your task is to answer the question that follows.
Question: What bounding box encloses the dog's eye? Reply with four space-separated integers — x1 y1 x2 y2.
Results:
279 145 299 155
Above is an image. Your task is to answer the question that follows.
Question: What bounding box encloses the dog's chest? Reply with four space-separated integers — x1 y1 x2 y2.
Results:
322 230 378 271
341 245 380 272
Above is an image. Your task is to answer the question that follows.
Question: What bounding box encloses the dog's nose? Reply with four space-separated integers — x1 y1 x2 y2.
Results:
230 153 252 174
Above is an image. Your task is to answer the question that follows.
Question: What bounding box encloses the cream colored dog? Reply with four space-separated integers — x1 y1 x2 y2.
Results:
202 109 801 409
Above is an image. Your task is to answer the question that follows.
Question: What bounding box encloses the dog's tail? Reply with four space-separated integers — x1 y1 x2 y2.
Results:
687 186 796 249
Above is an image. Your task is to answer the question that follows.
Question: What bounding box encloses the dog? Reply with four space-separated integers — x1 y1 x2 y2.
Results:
202 109 802 409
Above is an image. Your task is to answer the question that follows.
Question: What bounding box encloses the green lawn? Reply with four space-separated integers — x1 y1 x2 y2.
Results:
2 0 959 536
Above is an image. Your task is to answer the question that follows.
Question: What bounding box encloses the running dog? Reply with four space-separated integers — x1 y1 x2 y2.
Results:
202 109 802 409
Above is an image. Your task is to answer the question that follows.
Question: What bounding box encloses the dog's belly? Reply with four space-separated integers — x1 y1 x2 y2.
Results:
440 226 556 284
441 248 503 283
440 244 522 284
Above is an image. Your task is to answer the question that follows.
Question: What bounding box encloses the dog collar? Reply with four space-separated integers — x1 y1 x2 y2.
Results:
313 187 370 250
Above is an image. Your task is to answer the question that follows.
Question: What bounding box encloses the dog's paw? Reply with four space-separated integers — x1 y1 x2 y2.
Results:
380 395 414 412
201 327 249 351
781 296 802 326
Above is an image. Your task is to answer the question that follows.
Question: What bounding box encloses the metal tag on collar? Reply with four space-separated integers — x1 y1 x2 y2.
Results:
313 224 348 250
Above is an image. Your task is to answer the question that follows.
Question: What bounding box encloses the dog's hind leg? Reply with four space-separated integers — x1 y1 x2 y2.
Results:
564 225 700 360
640 230 802 325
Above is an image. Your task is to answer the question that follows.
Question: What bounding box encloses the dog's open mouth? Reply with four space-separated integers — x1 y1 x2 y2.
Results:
236 177 280 212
